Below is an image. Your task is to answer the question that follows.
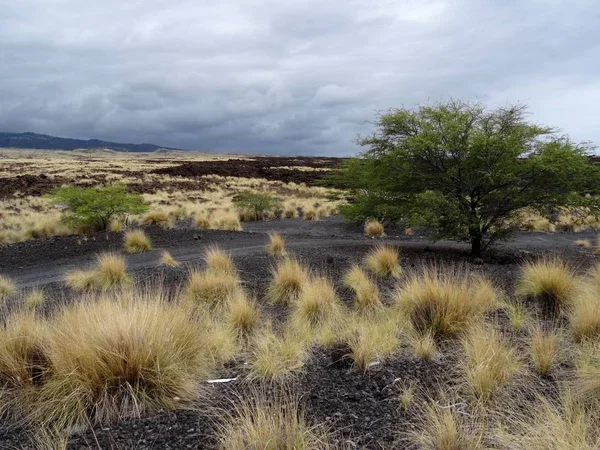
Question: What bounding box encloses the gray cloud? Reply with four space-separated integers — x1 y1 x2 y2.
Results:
0 0 598 155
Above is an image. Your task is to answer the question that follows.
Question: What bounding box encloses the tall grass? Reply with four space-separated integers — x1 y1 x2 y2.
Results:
365 245 401 278
267 258 308 304
343 265 382 313
123 228 152 254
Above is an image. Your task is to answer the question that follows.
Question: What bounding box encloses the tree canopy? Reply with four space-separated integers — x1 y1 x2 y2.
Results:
334 100 600 256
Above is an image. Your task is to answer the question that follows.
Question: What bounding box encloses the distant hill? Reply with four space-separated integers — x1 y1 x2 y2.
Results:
0 132 179 152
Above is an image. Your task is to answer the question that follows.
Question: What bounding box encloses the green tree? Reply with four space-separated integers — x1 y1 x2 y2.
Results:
335 101 600 256
50 184 148 231
232 191 281 221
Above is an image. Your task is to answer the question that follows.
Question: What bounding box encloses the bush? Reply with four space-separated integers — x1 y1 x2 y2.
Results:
50 184 148 231
364 219 385 237
233 192 281 221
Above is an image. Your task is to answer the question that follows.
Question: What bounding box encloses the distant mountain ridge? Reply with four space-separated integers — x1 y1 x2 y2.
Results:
0 132 179 152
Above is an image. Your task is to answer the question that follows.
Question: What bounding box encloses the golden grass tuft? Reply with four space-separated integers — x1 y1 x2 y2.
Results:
266 232 286 257
0 274 16 300
302 206 319 221
531 326 559 376
504 301 526 332
409 330 437 361
343 265 382 313
364 219 385 237
248 326 306 380
576 239 591 248
462 325 520 401
140 209 170 227
267 258 308 304
211 212 242 231
365 245 401 278
346 314 399 371
24 289 45 310
496 392 600 449
185 269 240 311
123 228 152 254
571 283 600 341
394 267 496 338
160 250 180 267
516 257 576 317
65 253 131 291
194 214 211 229
411 403 482 450
217 390 333 450
204 246 237 276
226 292 260 340
35 290 214 427
290 276 342 331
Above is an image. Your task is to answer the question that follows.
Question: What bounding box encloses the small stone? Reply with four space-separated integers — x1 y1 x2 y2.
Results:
326 255 334 264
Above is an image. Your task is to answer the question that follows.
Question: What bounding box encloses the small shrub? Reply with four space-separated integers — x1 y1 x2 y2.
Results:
531 326 558 376
303 206 319 221
409 330 436 361
399 381 416 410
576 239 591 248
267 258 308 304
343 265 382 313
185 270 240 311
108 218 124 232
211 212 242 231
395 267 496 338
266 232 286 257
204 247 236 276
516 257 576 317
233 192 281 221
0 274 15 300
365 245 401 278
50 184 148 231
160 250 180 268
462 326 520 401
124 229 152 254
346 315 399 371
217 390 333 450
364 219 385 237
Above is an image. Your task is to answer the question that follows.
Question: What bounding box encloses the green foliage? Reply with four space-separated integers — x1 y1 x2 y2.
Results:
50 184 148 231
333 100 600 255
233 192 282 221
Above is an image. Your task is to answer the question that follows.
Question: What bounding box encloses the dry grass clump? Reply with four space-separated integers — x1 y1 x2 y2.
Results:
204 246 237 276
217 390 333 450
65 253 131 291
462 325 520 401
267 258 308 304
290 276 343 331
0 274 16 300
226 292 260 340
576 239 592 248
410 403 482 450
365 245 401 278
394 267 496 339
36 291 213 427
108 218 124 232
248 326 306 380
140 209 170 227
185 269 240 311
344 314 400 371
23 289 45 310
364 219 385 237
531 326 559 376
516 257 576 317
160 250 180 267
194 214 211 229
343 265 382 313
302 206 319 221
408 330 437 360
124 228 152 254
266 232 286 257
571 283 600 341
496 392 600 449
504 301 526 332
211 212 242 231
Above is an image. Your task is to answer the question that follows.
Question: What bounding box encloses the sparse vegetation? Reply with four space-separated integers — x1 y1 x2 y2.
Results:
267 258 308 304
343 265 382 313
531 326 559 376
140 209 170 227
364 219 384 237
204 246 237 276
364 245 401 278
160 250 180 267
65 253 131 291
185 269 240 311
0 274 16 300
266 232 286 256
233 191 281 221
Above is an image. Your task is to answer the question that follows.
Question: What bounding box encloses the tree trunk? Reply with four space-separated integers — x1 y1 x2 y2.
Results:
471 234 482 258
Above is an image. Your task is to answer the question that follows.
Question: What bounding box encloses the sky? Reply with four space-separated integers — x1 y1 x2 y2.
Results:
0 0 598 156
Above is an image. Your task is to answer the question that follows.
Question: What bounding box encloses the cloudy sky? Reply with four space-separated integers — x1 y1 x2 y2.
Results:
0 0 598 155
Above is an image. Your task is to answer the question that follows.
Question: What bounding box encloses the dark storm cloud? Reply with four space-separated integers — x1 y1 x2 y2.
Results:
0 0 598 155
